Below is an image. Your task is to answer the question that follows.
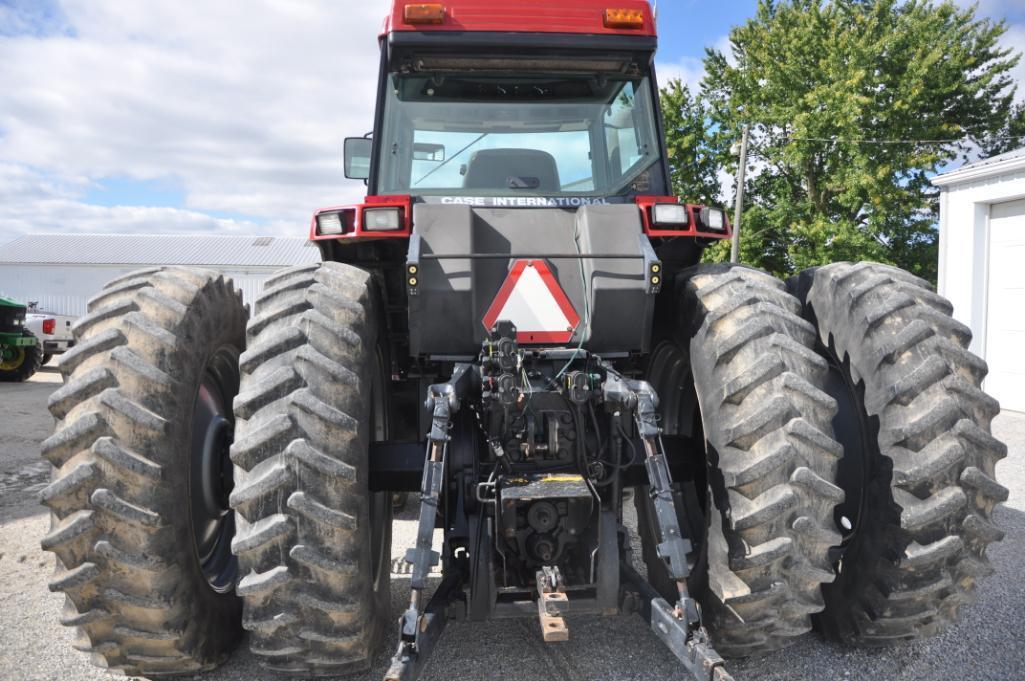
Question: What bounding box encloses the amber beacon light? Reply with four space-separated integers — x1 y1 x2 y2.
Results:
603 8 645 29
405 3 446 24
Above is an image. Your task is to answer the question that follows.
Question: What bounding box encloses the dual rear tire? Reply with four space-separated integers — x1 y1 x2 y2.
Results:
40 267 247 675
229 261 392 676
640 261 1006 655
789 262 1007 644
39 262 390 677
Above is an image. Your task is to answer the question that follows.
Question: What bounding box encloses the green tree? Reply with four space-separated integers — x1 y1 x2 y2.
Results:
659 80 722 205
662 0 1020 281
980 101 1025 157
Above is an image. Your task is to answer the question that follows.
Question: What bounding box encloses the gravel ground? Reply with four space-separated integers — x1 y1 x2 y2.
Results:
1 364 1023 680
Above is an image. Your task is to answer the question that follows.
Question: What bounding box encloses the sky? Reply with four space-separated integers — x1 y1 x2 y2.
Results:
0 0 1023 245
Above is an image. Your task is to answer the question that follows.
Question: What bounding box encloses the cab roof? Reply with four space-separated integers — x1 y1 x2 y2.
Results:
383 1 657 38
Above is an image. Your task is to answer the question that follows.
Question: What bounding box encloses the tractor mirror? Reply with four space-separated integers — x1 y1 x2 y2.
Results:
344 137 373 180
413 142 446 162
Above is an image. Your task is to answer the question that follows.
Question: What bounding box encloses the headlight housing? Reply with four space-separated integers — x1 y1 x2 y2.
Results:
363 207 402 231
316 211 345 235
699 207 727 233
652 203 689 228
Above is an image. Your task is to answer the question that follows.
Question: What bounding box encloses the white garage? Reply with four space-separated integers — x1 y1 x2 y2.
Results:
934 148 1025 413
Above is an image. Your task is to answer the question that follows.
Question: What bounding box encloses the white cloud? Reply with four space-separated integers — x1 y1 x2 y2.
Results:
713 34 737 66
1004 24 1025 104
0 163 283 237
654 34 737 93
655 55 706 91
949 1 1024 103
951 0 1024 17
0 0 391 243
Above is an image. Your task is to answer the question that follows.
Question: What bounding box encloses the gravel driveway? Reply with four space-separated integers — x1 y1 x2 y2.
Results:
2 364 1023 680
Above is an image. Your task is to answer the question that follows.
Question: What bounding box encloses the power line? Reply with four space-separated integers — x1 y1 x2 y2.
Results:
784 132 1025 145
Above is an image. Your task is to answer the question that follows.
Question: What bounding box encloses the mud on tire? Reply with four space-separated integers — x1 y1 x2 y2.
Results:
789 262 1008 644
39 267 247 675
230 261 392 676
639 263 844 656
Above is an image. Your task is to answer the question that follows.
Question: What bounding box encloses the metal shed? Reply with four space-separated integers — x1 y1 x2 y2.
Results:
933 147 1025 413
0 234 321 316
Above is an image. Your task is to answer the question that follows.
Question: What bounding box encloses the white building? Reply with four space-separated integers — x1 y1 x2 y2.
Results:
0 234 321 317
933 147 1025 413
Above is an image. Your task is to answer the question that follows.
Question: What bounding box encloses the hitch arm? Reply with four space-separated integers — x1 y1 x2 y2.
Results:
385 571 464 681
603 369 733 681
602 374 692 584
386 364 474 681
622 564 733 681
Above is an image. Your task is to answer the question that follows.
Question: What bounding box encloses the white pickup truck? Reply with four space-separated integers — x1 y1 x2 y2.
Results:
25 304 76 365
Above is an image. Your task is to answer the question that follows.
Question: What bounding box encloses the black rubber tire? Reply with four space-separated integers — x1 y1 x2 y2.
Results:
230 262 392 676
43 352 54 365
788 261 1008 644
39 267 247 675
639 263 844 656
0 330 43 382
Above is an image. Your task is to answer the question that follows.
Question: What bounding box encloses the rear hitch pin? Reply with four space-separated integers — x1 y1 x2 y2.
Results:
536 565 570 642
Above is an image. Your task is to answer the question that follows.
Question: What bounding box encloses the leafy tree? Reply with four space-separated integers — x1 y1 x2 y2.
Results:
980 101 1025 158
661 0 1020 282
659 80 722 205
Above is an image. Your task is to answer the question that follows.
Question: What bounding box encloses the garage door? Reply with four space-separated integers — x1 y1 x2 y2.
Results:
985 198 1025 413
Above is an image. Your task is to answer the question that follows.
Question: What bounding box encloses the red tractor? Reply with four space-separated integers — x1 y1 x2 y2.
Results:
40 3 1007 680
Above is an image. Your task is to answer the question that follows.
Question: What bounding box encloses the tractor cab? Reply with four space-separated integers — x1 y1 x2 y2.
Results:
351 12 669 202
316 1 729 360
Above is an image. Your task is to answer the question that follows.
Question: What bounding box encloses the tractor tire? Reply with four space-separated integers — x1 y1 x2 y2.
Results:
39 267 247 675
230 262 392 676
788 262 1008 644
0 330 43 382
639 263 843 656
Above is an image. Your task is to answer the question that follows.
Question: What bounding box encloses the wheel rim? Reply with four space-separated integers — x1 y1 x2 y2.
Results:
189 347 239 593
819 355 874 552
647 341 690 435
1 346 25 371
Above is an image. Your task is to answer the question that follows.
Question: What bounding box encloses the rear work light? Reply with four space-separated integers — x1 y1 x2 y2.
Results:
42 318 55 335
404 3 445 24
652 203 689 228
310 197 411 241
699 207 728 233
364 207 403 231
317 211 345 236
603 8 645 29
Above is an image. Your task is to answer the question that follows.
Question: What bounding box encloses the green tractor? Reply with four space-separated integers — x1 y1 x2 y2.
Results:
0 295 43 383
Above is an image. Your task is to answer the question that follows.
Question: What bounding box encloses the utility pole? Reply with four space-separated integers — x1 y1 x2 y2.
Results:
730 124 750 264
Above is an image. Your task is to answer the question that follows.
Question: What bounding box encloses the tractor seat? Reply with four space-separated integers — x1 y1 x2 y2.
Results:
463 148 561 192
